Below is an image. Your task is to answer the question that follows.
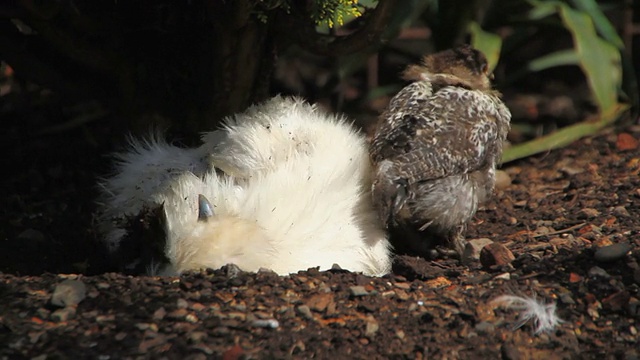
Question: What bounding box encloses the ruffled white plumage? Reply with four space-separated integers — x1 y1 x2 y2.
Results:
97 133 212 253
98 96 392 276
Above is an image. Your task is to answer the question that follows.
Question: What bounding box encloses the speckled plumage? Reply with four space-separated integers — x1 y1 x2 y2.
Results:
370 45 511 257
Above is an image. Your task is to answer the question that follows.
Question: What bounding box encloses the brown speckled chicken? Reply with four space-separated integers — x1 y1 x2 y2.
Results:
370 45 511 258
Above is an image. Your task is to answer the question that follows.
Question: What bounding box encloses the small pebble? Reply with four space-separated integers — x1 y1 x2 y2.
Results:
296 305 314 320
227 312 246 321
233 303 247 312
306 293 333 312
559 165 584 176
51 307 76 322
176 298 189 309
475 321 495 334
465 273 493 285
95 315 115 323
494 273 511 280
191 344 213 356
579 208 600 219
501 343 523 360
602 291 631 311
190 302 206 312
51 279 87 307
365 318 379 336
616 132 639 151
480 243 515 268
36 308 50 319
394 282 411 290
167 308 188 319
96 282 110 290
349 286 369 297
394 289 410 301
594 243 632 262
424 277 452 288
612 206 630 217
188 331 208 343
588 266 611 279
152 307 166 321
463 238 494 264
134 323 150 331
185 314 198 323
495 170 511 190
559 293 576 305
291 340 306 353
251 319 280 329
29 331 44 344
223 263 242 278
138 336 169 353
593 236 613 247
257 267 277 274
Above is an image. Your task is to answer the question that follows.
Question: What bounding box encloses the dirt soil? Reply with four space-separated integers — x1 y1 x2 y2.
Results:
1 98 639 359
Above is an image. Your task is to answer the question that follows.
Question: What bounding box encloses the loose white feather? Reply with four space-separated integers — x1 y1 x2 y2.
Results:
98 96 392 277
491 294 562 334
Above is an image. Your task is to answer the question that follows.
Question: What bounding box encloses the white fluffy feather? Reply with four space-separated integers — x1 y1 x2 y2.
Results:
97 133 212 253
98 96 392 276
491 294 562 334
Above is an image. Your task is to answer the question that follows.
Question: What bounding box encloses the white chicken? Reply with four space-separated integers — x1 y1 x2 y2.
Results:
98 96 392 276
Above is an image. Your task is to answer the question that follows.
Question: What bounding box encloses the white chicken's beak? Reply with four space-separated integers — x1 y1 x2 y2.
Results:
198 194 214 221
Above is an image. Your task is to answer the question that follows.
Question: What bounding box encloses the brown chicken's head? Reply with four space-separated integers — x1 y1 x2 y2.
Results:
402 44 493 91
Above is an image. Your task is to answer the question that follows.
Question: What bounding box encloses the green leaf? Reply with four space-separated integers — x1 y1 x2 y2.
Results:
468 21 502 72
526 49 579 72
558 4 621 113
570 0 624 49
526 0 561 20
502 103 629 163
